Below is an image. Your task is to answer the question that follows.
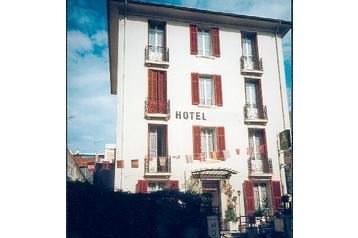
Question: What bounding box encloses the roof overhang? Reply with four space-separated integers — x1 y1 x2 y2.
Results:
191 168 238 179
107 0 292 95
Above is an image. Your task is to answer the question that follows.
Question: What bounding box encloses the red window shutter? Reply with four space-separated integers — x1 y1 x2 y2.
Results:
214 75 223 106
168 180 179 190
191 73 199 105
190 24 198 55
136 180 148 193
192 126 201 160
271 180 282 213
216 127 226 160
157 71 167 113
148 70 158 113
243 180 255 216
211 27 220 57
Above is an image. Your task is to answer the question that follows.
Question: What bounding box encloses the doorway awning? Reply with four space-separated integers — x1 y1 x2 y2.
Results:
191 167 238 179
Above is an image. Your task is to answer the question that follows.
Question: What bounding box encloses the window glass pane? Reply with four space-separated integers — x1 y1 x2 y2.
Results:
198 31 204 55
201 130 207 155
205 78 213 105
156 29 164 47
198 29 211 56
246 82 257 105
199 78 205 105
243 36 253 57
203 31 211 55
207 129 214 153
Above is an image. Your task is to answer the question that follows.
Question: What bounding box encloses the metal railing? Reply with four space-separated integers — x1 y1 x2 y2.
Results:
240 56 263 71
145 45 169 62
244 104 268 121
144 156 171 173
145 98 170 114
248 156 273 174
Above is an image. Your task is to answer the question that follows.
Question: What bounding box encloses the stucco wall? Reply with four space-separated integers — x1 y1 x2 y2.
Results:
113 14 290 216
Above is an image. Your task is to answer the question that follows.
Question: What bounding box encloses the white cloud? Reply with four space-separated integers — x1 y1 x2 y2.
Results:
181 0 291 20
67 30 93 53
91 31 108 46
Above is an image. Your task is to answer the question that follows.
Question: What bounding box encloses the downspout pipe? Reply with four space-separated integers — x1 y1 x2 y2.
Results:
274 20 288 195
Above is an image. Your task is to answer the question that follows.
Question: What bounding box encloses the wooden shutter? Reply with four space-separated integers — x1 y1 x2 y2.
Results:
168 180 179 190
157 71 167 113
190 24 198 55
191 73 199 105
192 126 201 160
136 180 148 193
214 75 223 106
211 27 220 57
271 180 282 213
243 180 255 216
216 127 226 160
148 70 158 113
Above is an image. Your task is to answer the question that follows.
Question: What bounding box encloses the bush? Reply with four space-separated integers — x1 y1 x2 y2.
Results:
67 181 209 238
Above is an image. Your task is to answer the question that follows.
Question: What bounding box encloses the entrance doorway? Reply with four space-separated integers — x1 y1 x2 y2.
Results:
202 180 221 213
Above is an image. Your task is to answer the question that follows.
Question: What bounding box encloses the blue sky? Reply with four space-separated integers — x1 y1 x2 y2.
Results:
67 0 292 153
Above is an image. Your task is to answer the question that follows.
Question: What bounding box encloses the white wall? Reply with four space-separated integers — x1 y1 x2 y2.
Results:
113 14 290 215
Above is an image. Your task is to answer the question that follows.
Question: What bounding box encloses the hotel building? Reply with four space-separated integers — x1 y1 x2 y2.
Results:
108 0 291 229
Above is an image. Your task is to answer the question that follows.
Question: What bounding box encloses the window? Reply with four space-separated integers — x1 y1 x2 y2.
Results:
148 181 167 192
190 25 220 57
131 160 139 168
148 21 165 61
199 77 215 105
201 128 216 159
248 129 267 173
191 73 222 106
248 129 266 160
253 183 269 210
147 125 169 172
198 29 212 56
242 32 258 70
193 126 225 160
147 70 167 114
245 79 263 119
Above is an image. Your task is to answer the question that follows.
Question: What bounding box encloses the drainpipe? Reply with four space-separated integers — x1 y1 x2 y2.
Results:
119 1 127 190
274 21 287 195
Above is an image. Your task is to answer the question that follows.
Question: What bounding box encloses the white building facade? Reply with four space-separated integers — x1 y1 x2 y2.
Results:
108 0 291 228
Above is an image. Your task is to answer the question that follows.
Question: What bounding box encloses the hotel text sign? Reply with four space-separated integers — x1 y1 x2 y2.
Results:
175 111 207 120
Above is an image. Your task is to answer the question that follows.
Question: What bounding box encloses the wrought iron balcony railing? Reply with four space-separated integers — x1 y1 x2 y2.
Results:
248 156 273 174
240 56 263 71
144 156 171 174
145 45 169 63
244 104 268 121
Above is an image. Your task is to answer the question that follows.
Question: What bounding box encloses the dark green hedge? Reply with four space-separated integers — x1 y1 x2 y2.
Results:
67 181 211 238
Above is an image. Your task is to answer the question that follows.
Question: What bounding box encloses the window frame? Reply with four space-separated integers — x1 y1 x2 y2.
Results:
199 75 215 106
200 127 217 160
197 27 212 56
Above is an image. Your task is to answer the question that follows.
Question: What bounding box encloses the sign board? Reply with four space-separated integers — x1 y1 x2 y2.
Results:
284 164 293 194
207 216 220 238
274 218 284 232
283 150 292 164
279 129 292 150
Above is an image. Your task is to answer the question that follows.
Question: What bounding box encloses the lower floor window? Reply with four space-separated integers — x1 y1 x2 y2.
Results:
201 128 216 159
253 183 269 210
148 181 167 192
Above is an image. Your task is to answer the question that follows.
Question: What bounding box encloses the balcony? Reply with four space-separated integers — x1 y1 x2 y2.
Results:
244 104 268 125
144 98 170 120
248 156 273 178
144 156 171 178
240 56 263 75
144 45 169 68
